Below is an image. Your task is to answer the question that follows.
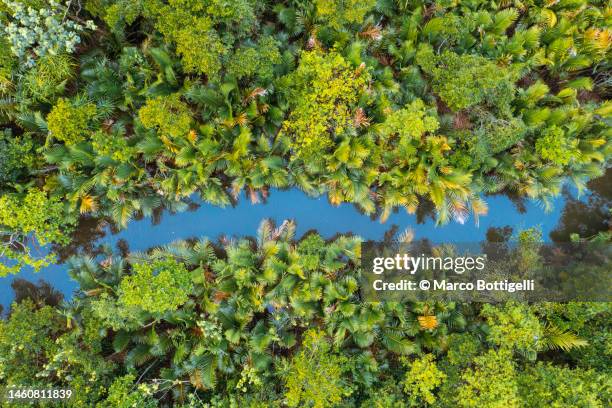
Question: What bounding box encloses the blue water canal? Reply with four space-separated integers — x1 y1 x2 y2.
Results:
0 188 570 309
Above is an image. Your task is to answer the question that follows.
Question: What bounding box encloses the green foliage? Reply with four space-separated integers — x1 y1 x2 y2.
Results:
402 353 446 406
227 36 281 81
281 49 369 159
21 53 74 102
117 257 193 315
474 115 526 155
0 222 609 406
47 97 97 145
535 125 578 165
40 307 116 406
516 227 543 273
375 103 477 223
0 0 611 405
378 99 439 140
517 363 610 407
445 333 481 367
284 329 350 408
171 18 225 77
138 94 193 140
358 379 405 408
0 36 15 86
90 129 136 162
0 128 34 184
151 0 256 78
89 257 193 331
417 47 516 112
314 0 376 29
457 349 519 408
0 188 74 275
100 374 158 408
480 303 541 357
0 300 63 385
90 293 140 331
538 323 589 353
1 0 96 66
563 306 612 371
0 0 608 234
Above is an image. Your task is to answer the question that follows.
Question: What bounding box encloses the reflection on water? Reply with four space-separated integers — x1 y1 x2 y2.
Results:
1 171 610 309
551 169 611 242
53 216 108 263
0 278 64 316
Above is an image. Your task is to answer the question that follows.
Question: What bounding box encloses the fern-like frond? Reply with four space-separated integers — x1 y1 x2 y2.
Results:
539 324 588 352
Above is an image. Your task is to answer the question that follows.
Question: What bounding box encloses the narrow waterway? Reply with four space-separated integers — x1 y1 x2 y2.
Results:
2 185 578 309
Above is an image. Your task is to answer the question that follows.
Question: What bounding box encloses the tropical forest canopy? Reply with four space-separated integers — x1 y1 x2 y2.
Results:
0 0 610 274
0 0 610 407
1 220 611 407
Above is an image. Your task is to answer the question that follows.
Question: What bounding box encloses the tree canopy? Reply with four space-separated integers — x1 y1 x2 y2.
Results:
0 0 610 406
0 221 609 406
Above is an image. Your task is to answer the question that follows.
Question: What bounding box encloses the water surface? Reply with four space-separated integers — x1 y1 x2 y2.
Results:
0 187 577 309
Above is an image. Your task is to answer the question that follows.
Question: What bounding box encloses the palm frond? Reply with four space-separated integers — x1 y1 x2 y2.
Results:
539 324 588 352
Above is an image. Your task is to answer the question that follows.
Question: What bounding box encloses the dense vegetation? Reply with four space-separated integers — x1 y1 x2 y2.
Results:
0 0 610 406
1 220 611 407
0 0 610 273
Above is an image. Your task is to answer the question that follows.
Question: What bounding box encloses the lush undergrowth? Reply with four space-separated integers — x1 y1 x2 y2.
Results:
0 0 610 406
1 221 610 407
0 0 610 273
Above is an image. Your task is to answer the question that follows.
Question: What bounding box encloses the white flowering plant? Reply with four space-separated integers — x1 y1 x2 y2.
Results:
1 0 96 66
